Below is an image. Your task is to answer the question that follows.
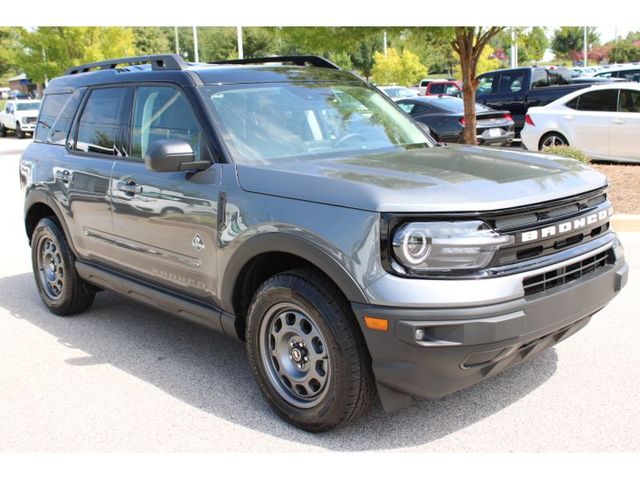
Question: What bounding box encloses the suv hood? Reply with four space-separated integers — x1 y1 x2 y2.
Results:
15 109 40 119
236 145 607 213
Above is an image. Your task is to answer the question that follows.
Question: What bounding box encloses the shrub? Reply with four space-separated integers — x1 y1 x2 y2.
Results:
542 145 592 163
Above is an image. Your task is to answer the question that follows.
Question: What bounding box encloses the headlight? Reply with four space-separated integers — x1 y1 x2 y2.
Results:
391 221 514 273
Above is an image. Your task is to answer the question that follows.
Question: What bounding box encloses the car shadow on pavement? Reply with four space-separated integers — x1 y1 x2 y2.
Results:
0 272 558 451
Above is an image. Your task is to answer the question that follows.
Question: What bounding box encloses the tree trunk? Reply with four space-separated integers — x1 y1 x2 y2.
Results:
460 52 477 145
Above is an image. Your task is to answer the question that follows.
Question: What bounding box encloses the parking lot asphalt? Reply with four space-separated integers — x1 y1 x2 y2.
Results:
0 136 638 452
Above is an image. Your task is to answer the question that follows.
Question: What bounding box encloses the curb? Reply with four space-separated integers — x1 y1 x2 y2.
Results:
612 214 640 233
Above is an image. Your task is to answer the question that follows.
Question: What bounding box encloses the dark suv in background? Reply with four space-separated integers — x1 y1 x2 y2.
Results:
20 54 628 431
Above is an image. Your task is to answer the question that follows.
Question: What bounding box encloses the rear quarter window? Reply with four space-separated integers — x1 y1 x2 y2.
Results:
35 93 72 143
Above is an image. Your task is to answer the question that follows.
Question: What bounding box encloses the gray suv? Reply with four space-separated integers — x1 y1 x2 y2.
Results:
20 54 628 432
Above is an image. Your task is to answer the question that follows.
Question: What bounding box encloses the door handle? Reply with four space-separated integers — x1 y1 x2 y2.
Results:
612 118 625 125
562 115 574 121
55 170 72 183
116 180 143 195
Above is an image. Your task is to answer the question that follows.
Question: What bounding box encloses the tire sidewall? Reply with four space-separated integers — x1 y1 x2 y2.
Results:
246 280 356 430
31 219 74 311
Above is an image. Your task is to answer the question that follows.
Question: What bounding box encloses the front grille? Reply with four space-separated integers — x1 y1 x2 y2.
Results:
486 188 611 268
522 249 612 296
23 117 37 124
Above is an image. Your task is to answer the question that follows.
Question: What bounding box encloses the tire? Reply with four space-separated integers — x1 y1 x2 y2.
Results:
15 123 24 139
0 123 6 137
246 268 376 432
161 207 183 216
539 132 568 150
31 217 96 316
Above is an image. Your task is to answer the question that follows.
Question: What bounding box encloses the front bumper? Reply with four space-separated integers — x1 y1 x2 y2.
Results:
352 238 628 411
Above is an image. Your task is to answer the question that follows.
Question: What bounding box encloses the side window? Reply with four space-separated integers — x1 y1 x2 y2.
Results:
618 89 640 113
476 73 496 94
575 90 618 112
35 91 83 145
131 86 206 161
531 69 549 88
619 70 640 81
35 94 71 143
498 71 525 93
397 102 414 114
48 91 83 145
75 87 128 155
565 97 579 110
429 83 445 94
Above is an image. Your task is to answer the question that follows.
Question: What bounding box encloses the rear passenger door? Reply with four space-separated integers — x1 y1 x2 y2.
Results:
109 84 221 304
52 86 129 263
609 88 640 160
567 89 617 159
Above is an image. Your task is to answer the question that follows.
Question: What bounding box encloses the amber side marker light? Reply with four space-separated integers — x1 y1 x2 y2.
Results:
364 316 389 331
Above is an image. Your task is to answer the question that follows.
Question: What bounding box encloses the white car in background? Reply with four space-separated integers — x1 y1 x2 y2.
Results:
378 85 419 99
521 83 640 163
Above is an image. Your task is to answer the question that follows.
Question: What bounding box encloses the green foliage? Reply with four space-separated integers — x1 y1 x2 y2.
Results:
133 27 171 55
608 40 640 63
328 52 353 71
542 145 591 163
350 38 377 80
371 48 428 86
0 27 19 77
395 28 457 76
454 44 500 78
13 27 135 84
551 27 599 60
491 27 548 65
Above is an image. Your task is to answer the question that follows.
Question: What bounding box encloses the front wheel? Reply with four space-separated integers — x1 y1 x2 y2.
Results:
246 268 376 432
539 132 568 150
15 123 24 139
0 123 6 137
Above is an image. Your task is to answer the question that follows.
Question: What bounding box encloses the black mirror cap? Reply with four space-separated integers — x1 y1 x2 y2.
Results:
144 139 210 172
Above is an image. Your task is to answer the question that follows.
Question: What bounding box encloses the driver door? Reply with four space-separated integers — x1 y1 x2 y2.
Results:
109 84 221 304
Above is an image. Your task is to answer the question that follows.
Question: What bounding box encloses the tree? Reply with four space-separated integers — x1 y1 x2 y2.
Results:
451 27 504 144
12 27 134 86
0 27 19 78
491 27 548 65
132 27 171 55
371 48 427 86
551 27 599 62
608 40 640 63
350 38 377 80
454 44 500 78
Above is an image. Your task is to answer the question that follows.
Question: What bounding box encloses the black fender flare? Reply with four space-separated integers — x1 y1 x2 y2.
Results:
24 188 79 257
220 232 369 314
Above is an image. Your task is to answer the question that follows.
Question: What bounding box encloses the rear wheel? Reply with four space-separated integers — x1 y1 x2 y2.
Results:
31 217 95 315
246 268 376 432
539 132 568 150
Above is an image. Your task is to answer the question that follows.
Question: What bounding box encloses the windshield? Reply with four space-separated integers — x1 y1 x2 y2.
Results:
16 102 41 111
202 82 432 165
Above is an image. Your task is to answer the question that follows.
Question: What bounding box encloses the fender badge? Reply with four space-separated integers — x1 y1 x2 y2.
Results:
192 234 205 252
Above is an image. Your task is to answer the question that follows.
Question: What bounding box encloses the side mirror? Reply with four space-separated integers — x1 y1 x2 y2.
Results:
144 139 209 172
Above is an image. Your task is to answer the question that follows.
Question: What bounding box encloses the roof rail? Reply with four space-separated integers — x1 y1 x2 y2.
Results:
64 54 188 76
211 55 341 70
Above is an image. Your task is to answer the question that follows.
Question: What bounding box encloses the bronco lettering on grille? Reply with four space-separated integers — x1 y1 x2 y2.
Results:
519 206 613 243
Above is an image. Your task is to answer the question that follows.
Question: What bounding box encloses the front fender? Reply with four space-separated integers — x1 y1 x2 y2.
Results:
219 232 370 314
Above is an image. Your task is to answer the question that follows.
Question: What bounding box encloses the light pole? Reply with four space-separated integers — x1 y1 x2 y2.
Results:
383 30 387 56
193 26 199 63
237 26 244 59
583 26 588 67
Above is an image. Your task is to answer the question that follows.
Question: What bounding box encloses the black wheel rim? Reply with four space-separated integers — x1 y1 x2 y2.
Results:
258 302 331 408
36 234 65 300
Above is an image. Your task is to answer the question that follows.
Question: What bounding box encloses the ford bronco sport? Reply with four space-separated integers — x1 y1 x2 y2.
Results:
20 54 628 432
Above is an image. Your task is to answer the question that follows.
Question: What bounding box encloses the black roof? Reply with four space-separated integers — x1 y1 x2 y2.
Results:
45 54 359 94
